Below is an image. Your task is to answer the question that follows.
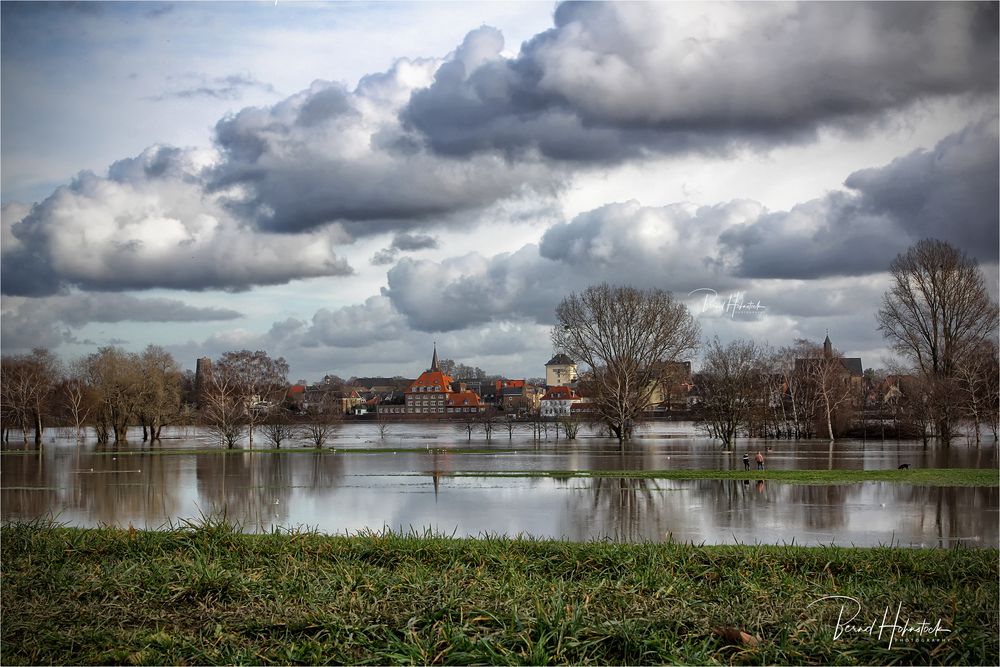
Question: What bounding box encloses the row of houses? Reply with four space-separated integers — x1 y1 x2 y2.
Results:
284 336 867 421
282 346 696 420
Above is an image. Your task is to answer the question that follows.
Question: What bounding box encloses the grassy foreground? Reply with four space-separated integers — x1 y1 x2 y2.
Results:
2 521 997 665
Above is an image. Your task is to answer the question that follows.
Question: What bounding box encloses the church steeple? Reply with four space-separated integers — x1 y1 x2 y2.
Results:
430 342 439 371
823 332 832 359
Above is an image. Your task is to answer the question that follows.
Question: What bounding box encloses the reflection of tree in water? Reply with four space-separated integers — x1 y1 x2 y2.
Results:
68 446 183 527
0 448 58 520
195 453 294 529
900 485 998 547
682 479 855 536
306 451 344 495
562 476 674 542
695 479 758 531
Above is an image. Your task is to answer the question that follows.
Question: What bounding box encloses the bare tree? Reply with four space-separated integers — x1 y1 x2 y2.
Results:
213 350 289 448
955 341 999 445
456 415 476 442
83 347 144 445
60 371 96 441
262 409 296 448
137 345 183 443
552 284 699 444
0 349 59 445
501 416 521 440
301 393 343 448
375 411 392 439
798 342 856 442
479 412 497 441
697 338 766 450
554 404 582 440
877 239 999 445
201 373 245 448
2 356 33 442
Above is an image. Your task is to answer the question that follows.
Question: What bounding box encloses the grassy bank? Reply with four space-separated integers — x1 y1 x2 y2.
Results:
2 521 996 665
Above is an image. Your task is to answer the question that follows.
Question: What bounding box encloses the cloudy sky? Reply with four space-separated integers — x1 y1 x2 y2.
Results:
2 1 997 382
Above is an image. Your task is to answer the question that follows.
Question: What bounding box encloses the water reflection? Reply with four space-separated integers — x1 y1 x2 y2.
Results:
1 425 997 547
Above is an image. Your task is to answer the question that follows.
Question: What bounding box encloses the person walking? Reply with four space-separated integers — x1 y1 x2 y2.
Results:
742 451 751 471
755 450 765 471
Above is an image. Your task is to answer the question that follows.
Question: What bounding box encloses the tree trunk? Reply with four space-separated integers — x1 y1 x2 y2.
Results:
33 411 43 445
938 418 951 447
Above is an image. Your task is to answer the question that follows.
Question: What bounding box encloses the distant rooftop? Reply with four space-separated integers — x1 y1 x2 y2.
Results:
546 353 575 366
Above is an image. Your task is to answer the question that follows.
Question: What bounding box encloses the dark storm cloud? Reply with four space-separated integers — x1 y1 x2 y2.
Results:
206 62 558 234
58 295 242 325
384 119 999 333
370 248 399 266
369 233 440 266
391 233 439 252
722 118 999 279
0 293 242 352
845 118 1000 256
404 2 998 162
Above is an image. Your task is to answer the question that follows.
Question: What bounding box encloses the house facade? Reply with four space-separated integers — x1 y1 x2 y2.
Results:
377 346 486 416
545 353 577 388
540 385 581 418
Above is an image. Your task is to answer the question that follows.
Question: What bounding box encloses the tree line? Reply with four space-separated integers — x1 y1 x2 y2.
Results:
2 239 996 450
551 239 997 448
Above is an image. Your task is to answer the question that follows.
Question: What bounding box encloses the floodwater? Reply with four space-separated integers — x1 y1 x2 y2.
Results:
2 422 997 547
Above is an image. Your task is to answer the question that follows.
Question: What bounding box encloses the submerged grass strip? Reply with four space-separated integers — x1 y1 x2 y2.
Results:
445 468 999 486
2 520 997 666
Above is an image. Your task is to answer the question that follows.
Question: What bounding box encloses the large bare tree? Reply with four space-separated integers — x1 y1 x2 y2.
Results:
201 373 246 448
60 360 98 441
552 284 699 443
1 348 59 444
212 350 289 448
83 347 144 445
137 345 183 443
697 337 767 449
876 239 998 445
954 340 999 444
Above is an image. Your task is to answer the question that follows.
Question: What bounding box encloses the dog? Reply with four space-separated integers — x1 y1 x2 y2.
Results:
897 463 910 470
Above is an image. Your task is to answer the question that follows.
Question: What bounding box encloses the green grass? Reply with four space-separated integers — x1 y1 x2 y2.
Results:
2 520 997 665
442 468 999 487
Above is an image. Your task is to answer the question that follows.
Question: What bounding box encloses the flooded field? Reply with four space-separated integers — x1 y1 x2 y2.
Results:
2 422 997 547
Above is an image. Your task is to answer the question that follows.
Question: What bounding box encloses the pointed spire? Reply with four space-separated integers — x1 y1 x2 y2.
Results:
823 331 832 359
431 342 439 371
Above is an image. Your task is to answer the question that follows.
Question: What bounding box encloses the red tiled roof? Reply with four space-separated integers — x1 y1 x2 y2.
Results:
495 379 526 391
446 390 482 407
541 386 577 401
408 371 453 392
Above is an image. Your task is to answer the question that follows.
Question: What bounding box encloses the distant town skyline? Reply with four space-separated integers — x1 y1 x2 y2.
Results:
2 1 997 381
